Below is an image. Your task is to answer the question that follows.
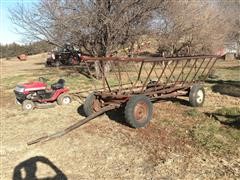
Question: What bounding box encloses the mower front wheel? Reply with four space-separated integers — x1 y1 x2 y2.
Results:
22 100 35 111
57 93 71 105
124 95 153 128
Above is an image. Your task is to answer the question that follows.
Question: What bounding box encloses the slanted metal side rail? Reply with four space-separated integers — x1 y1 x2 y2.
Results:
81 55 221 101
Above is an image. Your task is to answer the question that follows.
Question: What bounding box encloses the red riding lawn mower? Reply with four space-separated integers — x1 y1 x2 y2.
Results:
14 77 71 111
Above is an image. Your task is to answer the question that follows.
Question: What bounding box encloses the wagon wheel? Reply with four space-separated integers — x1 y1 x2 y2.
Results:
124 95 153 128
189 84 205 107
83 93 102 116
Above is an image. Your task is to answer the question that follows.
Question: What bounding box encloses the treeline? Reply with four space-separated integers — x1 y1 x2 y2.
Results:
0 41 53 59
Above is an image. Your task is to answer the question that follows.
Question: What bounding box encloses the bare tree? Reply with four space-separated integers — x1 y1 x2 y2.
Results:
216 0 240 56
154 0 230 56
10 0 164 57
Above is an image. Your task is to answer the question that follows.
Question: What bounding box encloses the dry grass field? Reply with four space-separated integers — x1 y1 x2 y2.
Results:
0 54 240 179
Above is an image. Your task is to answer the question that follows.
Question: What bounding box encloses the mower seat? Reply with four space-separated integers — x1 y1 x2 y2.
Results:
51 79 65 90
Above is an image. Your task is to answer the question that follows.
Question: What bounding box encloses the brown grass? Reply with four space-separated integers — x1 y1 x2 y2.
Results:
1 55 240 179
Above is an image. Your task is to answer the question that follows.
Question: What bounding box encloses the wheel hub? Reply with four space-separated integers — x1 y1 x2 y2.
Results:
25 104 32 110
93 99 101 112
63 97 70 104
196 90 204 103
134 101 148 121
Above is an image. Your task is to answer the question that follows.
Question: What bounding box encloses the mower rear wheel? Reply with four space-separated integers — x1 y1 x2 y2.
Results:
57 93 71 105
124 95 153 128
83 93 102 117
22 100 35 111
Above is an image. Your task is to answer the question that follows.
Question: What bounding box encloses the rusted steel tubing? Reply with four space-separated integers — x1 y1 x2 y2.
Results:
174 60 189 86
202 57 218 82
141 62 156 92
117 62 122 91
70 82 132 94
151 91 188 100
144 85 188 97
182 59 198 85
82 55 220 63
137 61 144 81
164 61 179 87
155 62 168 85
198 57 213 78
189 58 206 83
99 62 111 92
122 64 134 88
27 105 118 145
111 63 120 83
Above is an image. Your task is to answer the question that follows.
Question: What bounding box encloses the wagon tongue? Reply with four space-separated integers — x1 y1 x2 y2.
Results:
27 105 118 145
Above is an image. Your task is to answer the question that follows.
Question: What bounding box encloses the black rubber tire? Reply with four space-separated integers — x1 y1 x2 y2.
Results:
57 93 71 105
83 93 101 116
124 95 153 128
22 100 35 111
15 99 22 105
189 84 205 107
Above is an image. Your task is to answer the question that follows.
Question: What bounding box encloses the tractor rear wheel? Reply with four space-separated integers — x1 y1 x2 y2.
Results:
189 84 205 107
22 100 35 111
57 93 71 105
124 95 153 128
83 93 102 116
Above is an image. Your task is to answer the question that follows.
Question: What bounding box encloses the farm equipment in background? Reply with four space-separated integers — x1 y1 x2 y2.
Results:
17 54 27 61
46 43 81 67
28 55 221 145
14 77 71 111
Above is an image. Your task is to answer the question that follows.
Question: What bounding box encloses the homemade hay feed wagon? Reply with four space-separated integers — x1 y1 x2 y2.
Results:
82 55 219 128
28 55 220 145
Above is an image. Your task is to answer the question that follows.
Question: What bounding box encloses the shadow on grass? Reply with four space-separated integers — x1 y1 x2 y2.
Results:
206 80 240 97
77 104 85 116
164 97 190 106
34 62 46 66
205 112 240 129
77 104 129 127
13 156 67 180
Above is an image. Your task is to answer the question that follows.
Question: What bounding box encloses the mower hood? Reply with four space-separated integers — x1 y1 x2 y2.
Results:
17 81 47 92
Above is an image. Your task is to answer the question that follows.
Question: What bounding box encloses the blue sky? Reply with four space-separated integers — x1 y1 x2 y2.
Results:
0 0 38 44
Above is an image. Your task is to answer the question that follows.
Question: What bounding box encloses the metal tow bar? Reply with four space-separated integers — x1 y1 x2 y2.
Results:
27 105 118 145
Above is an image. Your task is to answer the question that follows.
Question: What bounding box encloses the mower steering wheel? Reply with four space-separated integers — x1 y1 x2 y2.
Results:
39 77 49 82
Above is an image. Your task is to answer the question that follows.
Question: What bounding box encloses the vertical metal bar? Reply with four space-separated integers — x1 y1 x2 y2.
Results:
129 62 142 93
111 62 120 82
118 62 122 91
198 57 212 78
156 61 167 85
174 59 189 85
182 59 197 85
190 58 206 83
137 61 144 81
141 62 156 92
202 57 218 81
99 61 111 92
164 60 179 87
